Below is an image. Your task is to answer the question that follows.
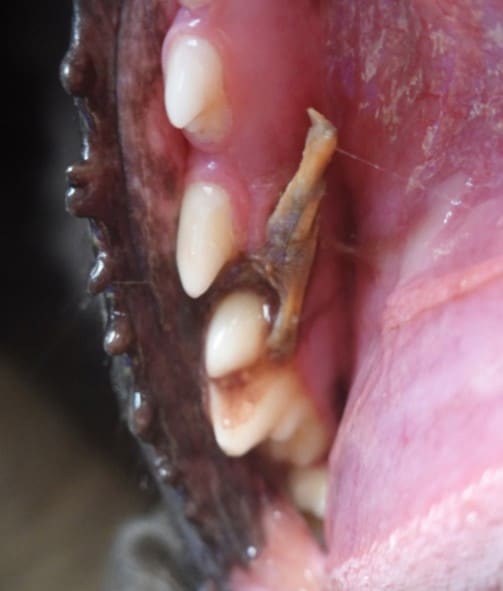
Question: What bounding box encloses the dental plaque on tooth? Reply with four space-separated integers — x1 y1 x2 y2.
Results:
200 110 336 514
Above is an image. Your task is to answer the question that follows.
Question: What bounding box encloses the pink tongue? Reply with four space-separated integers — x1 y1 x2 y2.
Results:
323 0 503 586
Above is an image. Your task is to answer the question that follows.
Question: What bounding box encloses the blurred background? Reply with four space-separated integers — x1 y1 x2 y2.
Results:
4 2 151 588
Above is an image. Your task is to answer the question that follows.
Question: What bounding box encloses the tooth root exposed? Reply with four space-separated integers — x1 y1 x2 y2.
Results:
205 291 269 378
164 35 230 142
208 368 305 457
176 182 236 298
288 466 329 519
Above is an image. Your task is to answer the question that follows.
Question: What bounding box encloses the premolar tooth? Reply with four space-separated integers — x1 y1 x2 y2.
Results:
164 35 230 141
288 466 328 519
267 404 329 467
179 0 210 8
205 291 269 378
176 182 236 298
209 368 304 457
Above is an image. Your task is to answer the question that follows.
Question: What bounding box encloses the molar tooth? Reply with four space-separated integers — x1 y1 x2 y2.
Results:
288 466 328 519
164 35 230 141
206 291 269 378
176 182 236 298
209 368 303 457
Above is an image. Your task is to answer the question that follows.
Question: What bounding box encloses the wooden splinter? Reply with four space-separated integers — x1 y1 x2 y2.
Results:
253 109 337 359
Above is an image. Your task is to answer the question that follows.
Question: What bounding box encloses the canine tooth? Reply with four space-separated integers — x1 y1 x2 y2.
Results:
209 368 303 457
176 182 236 298
205 291 269 378
269 395 309 442
267 404 329 467
164 35 230 141
289 466 328 519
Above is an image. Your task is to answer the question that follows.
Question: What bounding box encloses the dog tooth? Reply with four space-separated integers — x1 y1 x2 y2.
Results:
289 465 328 519
267 403 329 467
176 182 236 298
209 368 304 457
206 291 269 378
179 0 210 8
164 35 230 141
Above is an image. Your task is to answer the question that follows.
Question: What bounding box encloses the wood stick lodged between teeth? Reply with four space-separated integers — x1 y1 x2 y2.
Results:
261 109 337 359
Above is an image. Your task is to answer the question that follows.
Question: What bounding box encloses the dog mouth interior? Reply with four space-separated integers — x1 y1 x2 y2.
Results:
62 0 503 589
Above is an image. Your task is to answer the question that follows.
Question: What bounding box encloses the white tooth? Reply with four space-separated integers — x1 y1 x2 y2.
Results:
267 403 329 467
269 395 309 442
288 466 328 519
176 182 236 298
205 291 269 378
164 35 230 141
209 368 304 457
179 0 210 8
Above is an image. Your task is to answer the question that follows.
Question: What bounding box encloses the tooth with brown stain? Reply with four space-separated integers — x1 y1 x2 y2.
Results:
176 182 237 298
163 35 231 142
179 0 211 8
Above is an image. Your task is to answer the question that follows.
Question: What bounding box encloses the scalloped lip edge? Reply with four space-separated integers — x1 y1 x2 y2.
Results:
61 0 267 587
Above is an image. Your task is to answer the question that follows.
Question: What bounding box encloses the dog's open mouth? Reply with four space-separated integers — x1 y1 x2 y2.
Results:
62 0 503 589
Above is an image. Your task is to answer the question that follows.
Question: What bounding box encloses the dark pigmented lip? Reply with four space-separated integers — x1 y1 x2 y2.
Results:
61 0 268 585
